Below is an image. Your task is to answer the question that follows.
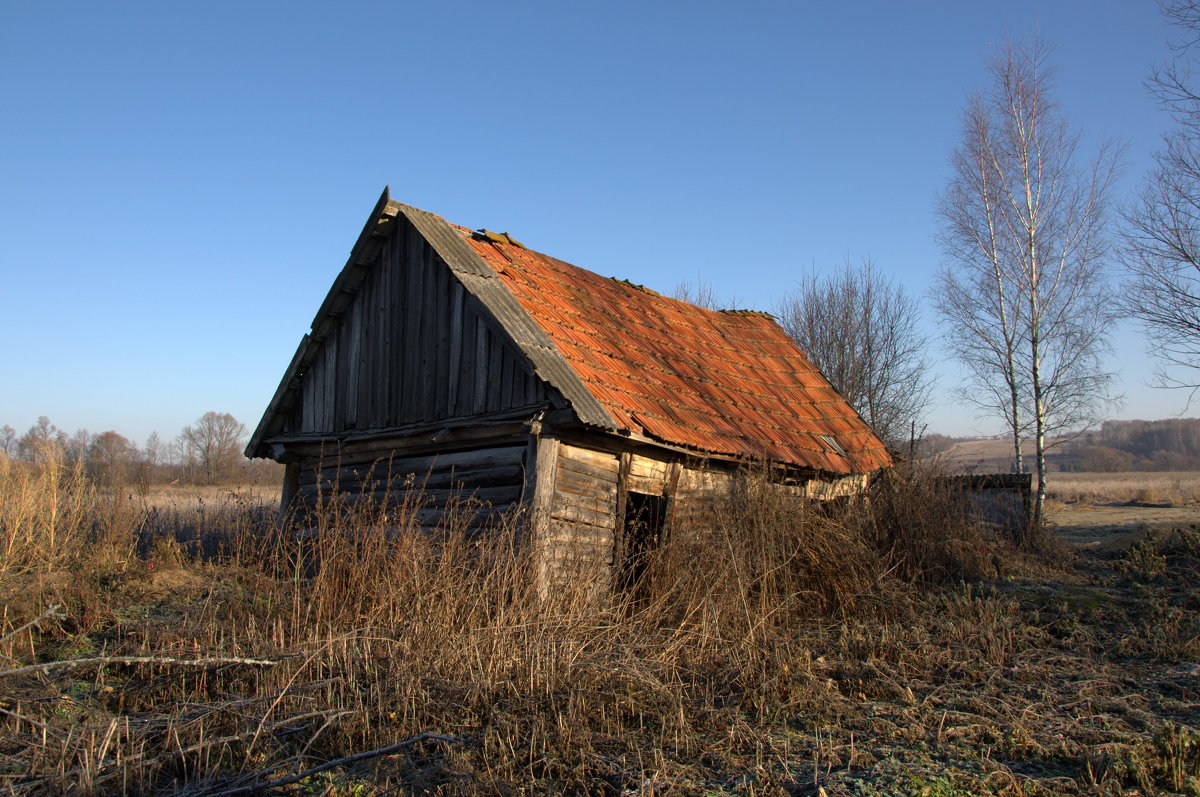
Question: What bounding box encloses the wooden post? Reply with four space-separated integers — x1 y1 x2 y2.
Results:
280 462 300 517
525 435 560 599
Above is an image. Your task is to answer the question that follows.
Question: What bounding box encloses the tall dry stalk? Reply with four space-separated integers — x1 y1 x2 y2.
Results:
0 446 94 573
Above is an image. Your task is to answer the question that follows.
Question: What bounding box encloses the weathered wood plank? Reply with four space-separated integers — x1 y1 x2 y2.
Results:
372 235 389 427
555 465 618 494
550 500 614 528
474 320 489 414
401 225 425 422
299 461 526 490
486 331 503 413
322 331 337 431
457 305 477 416
345 282 361 429
306 444 525 476
554 479 617 508
448 280 463 414
555 455 620 484
418 241 439 422
629 455 668 481
388 227 407 426
300 360 316 432
551 491 616 520
433 267 450 418
558 444 620 471
500 344 515 409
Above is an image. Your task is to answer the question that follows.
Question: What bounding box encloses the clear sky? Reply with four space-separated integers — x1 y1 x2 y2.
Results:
0 1 1191 448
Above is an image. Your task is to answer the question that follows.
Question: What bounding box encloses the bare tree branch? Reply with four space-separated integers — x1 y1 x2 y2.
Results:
1123 0 1200 396
776 258 934 447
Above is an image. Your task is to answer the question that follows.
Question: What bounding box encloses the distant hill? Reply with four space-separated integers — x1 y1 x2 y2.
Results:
922 418 1200 473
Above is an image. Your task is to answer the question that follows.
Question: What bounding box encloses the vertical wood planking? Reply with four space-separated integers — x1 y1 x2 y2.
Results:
474 320 489 414
389 226 407 426
402 226 424 422
287 216 560 440
300 363 315 431
344 285 360 430
419 245 438 422
322 330 337 431
374 235 390 427
433 267 450 418
486 333 503 413
458 306 477 415
500 346 515 409
448 281 463 414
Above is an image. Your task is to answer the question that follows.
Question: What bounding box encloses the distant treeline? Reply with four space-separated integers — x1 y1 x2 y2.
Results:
1067 419 1200 472
0 413 282 487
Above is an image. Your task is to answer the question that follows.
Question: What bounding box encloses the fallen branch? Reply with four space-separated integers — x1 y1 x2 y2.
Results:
0 654 278 679
215 732 466 795
0 604 66 662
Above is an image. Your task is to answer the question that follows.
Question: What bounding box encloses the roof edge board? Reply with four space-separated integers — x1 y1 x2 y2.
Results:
396 204 619 433
246 333 310 458
309 188 401 331
246 187 398 459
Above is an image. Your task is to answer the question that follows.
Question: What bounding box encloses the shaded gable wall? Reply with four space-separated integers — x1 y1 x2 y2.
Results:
283 215 550 438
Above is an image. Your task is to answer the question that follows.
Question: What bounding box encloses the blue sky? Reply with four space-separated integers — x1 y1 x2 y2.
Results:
0 1 1189 447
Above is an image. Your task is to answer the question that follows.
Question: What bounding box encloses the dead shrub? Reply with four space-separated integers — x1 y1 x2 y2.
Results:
625 467 875 628
862 461 992 585
0 448 94 573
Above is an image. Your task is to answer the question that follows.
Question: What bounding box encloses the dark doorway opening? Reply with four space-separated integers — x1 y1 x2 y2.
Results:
617 491 668 596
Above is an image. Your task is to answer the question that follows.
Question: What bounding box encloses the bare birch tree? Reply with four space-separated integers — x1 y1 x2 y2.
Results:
935 92 1030 473
776 258 933 447
1123 0 1200 397
934 35 1122 526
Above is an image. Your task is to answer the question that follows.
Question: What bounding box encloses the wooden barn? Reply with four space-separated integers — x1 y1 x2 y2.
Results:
246 189 892 588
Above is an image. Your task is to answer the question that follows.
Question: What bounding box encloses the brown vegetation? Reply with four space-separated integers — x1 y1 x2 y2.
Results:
1 455 1198 795
1046 470 1200 507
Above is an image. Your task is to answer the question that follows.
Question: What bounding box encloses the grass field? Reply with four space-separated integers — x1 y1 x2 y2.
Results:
1 454 1198 795
1047 470 1200 506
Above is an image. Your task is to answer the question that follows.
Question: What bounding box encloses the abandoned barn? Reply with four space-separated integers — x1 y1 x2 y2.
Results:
246 188 892 587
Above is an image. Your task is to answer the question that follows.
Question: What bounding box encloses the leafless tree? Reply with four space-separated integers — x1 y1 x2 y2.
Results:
17 416 65 463
87 430 136 487
0 425 15 456
776 257 934 447
63 428 92 467
672 273 739 310
143 431 162 467
181 412 247 484
1122 0 1200 399
934 34 1123 525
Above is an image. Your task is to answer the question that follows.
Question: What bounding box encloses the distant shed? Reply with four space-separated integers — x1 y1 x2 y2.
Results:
246 189 892 588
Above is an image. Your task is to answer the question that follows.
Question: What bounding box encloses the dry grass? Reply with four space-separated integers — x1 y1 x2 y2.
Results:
1 454 1198 795
1047 470 1200 506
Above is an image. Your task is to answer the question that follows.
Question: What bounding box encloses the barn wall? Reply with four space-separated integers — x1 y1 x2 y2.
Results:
286 217 547 436
537 442 619 594
291 443 528 531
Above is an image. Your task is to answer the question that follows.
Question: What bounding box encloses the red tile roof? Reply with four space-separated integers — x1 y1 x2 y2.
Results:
457 228 891 475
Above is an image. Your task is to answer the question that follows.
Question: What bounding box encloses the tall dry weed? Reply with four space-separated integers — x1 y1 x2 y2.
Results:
0 447 95 573
863 461 992 584
0 462 1018 793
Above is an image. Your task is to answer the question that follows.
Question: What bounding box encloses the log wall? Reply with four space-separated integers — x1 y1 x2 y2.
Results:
292 443 528 531
538 442 620 593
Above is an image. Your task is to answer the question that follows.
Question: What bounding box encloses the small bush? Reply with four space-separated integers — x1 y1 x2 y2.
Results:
1116 538 1168 581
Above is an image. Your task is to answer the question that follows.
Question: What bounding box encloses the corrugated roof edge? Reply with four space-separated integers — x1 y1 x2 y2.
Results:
396 203 619 433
